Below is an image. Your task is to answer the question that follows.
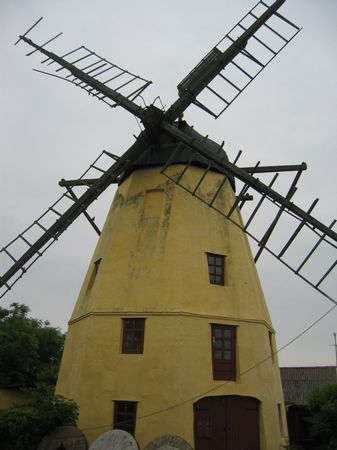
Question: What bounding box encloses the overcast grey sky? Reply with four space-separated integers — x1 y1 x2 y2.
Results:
0 0 336 367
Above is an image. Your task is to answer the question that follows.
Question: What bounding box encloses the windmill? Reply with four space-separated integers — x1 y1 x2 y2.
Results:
1 0 336 449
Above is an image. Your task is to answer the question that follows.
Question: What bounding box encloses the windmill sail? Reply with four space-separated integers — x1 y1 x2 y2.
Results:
3 1 335 307
166 0 300 120
0 137 150 298
160 122 337 303
17 28 151 119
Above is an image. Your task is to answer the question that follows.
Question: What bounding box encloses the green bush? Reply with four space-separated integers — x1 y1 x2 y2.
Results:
308 383 337 450
0 303 64 388
0 385 78 450
0 303 78 449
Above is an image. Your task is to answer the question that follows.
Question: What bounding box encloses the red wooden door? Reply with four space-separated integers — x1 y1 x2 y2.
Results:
211 324 236 380
194 395 259 450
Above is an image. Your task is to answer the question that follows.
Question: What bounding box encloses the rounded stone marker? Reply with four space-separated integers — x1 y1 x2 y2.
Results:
143 435 192 450
38 425 87 450
89 430 139 450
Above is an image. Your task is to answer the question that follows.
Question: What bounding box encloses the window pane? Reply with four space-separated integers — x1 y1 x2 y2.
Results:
126 403 136 413
224 350 231 360
125 331 133 341
224 329 231 338
215 350 222 360
214 329 222 338
214 339 222 349
124 341 133 351
208 255 215 264
224 340 231 350
134 330 142 340
116 414 125 423
133 342 142 352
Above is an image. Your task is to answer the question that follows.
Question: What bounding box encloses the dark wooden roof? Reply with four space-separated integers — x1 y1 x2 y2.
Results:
280 366 337 406
120 120 235 188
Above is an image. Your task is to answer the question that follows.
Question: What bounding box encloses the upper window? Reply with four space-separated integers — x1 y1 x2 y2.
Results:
113 400 137 435
207 253 225 285
211 324 236 380
122 318 145 354
269 331 275 364
86 258 101 291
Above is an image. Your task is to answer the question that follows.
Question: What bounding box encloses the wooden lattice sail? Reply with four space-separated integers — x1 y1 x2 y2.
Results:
1 1 336 449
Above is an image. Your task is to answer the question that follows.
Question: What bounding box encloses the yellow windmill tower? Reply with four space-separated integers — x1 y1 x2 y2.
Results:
4 1 336 449
56 121 288 449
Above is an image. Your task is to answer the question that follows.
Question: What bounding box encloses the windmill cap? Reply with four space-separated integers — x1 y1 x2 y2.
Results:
120 120 235 189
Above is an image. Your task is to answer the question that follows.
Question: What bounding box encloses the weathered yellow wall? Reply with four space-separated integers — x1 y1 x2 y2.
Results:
56 165 288 449
0 389 28 409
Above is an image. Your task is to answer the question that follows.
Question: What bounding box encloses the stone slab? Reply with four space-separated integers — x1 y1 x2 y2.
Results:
89 430 139 450
143 435 192 450
38 426 87 450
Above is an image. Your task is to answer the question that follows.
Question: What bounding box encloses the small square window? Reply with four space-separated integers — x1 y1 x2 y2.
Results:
207 253 225 285
122 319 145 354
113 401 137 435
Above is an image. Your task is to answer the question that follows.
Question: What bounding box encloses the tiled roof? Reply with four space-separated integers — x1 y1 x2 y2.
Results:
280 366 337 406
